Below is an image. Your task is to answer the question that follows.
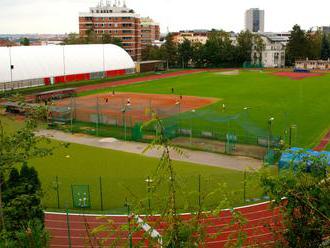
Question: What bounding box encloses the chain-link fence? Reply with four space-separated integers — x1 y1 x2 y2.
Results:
42 173 268 213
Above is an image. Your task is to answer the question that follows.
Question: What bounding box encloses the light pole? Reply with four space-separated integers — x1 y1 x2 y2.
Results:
145 177 153 212
190 109 196 145
289 124 296 148
124 198 133 248
268 117 274 152
8 45 13 91
122 102 131 140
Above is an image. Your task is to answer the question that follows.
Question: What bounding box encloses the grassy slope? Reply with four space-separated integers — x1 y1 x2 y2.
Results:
86 71 330 148
0 115 259 213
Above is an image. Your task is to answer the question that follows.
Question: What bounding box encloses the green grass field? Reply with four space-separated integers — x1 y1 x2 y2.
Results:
0 115 262 213
81 70 330 149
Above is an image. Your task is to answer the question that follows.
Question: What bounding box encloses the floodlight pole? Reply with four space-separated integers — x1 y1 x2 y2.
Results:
267 117 274 153
190 109 196 145
8 46 13 91
289 125 296 148
56 176 60 209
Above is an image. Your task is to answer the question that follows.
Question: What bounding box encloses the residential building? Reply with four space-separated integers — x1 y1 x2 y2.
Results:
172 30 209 44
0 39 16 47
295 59 330 70
251 33 286 68
319 26 330 34
79 1 142 61
245 8 265 33
141 17 160 48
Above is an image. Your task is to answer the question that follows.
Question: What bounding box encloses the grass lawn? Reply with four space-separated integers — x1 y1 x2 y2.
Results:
0 114 262 213
81 70 330 148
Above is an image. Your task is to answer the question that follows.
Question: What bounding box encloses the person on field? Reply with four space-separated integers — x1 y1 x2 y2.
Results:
112 89 115 95
127 98 131 106
105 98 108 103
171 88 174 94
222 103 226 112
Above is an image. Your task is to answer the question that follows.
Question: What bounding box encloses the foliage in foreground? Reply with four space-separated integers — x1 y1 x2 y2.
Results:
87 115 249 247
0 106 61 246
260 154 330 248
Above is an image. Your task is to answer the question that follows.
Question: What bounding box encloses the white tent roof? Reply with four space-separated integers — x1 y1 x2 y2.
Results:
0 44 135 83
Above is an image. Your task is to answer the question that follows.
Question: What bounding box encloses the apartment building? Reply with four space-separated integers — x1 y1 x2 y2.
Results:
79 1 141 61
172 30 209 44
245 8 265 33
141 17 160 48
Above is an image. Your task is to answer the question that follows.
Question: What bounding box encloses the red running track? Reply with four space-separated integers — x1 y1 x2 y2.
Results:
75 69 206 94
314 129 330 151
45 202 283 248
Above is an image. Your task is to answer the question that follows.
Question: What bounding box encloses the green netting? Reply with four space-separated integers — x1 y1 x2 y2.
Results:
243 61 264 68
132 123 143 141
71 185 91 209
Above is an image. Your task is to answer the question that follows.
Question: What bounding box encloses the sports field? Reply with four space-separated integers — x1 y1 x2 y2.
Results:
81 70 330 149
0 115 262 213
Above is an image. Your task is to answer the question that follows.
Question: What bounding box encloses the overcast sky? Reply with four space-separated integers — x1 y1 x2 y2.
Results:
0 0 329 34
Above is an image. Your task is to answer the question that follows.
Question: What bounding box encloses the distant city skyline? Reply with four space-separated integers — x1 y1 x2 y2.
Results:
0 0 330 34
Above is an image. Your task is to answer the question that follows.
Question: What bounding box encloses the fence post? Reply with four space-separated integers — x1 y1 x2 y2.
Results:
66 206 72 248
99 176 104 211
198 174 201 209
56 176 60 209
243 170 247 203
70 97 73 133
96 97 100 136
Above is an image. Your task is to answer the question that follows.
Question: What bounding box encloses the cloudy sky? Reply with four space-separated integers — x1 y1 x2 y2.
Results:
0 0 329 34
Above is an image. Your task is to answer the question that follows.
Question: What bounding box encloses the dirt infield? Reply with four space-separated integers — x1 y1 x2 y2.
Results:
273 71 324 80
53 92 218 126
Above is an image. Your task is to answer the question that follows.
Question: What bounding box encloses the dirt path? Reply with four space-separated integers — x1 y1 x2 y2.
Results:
314 129 330 151
37 129 263 171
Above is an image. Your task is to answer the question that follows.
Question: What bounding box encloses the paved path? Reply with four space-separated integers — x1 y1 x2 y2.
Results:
37 130 263 171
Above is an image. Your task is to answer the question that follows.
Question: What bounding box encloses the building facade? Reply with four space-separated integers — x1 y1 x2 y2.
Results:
79 2 142 61
141 17 160 48
0 44 135 91
245 8 265 33
251 33 286 68
172 30 209 44
295 59 330 70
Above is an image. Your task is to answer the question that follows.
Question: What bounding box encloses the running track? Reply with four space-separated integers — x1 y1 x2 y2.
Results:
314 129 330 151
75 69 206 94
45 202 283 247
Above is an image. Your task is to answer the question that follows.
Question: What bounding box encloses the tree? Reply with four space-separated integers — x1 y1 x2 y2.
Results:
306 29 322 60
178 38 193 68
141 45 162 61
286 25 309 65
0 107 55 233
236 30 254 65
320 33 330 60
20 38 30 46
191 42 206 67
101 34 122 47
203 30 236 67
64 33 84 44
260 154 330 247
3 164 44 233
252 34 265 65
162 34 178 68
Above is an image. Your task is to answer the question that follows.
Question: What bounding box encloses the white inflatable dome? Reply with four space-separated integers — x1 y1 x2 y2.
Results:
0 44 135 83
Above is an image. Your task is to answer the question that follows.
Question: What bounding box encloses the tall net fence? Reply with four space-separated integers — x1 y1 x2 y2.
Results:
48 95 281 159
